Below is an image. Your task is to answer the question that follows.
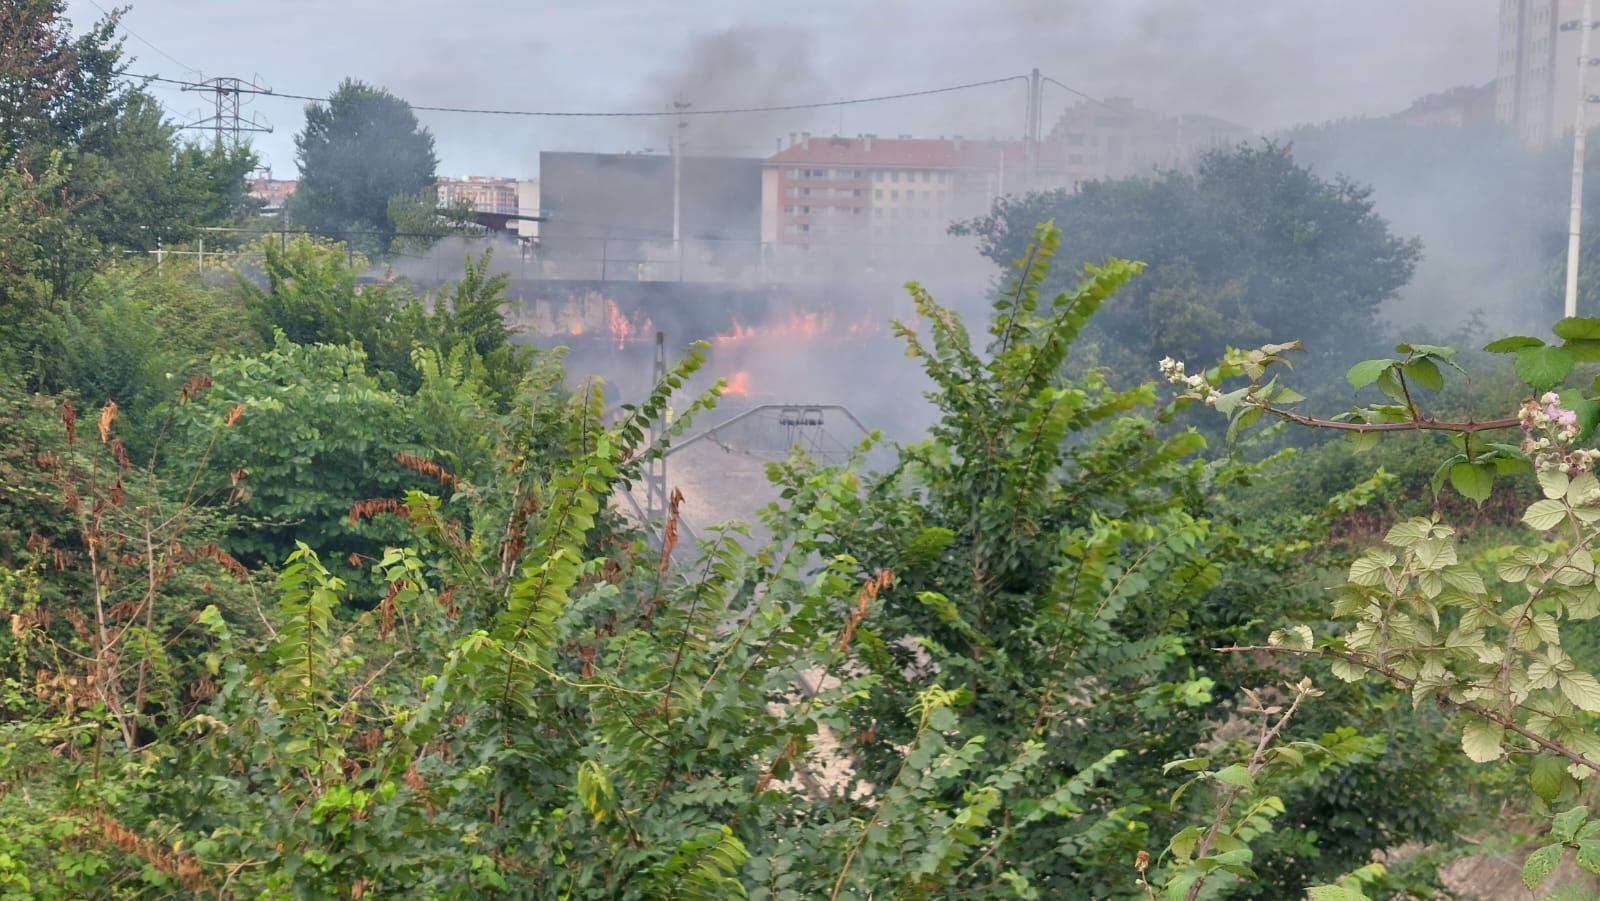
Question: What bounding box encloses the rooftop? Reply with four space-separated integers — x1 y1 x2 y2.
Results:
769 135 1027 169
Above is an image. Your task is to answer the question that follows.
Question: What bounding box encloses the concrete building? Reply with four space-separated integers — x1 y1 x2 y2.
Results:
762 133 1040 253
247 176 296 211
436 176 519 215
537 151 763 279
516 179 540 241
1496 0 1592 144
1044 98 1251 181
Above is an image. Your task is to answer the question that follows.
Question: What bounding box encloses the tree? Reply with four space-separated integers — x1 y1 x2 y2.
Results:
0 0 131 164
955 142 1422 379
288 79 438 254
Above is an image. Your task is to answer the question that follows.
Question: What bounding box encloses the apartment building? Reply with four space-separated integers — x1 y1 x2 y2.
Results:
436 175 519 215
1495 0 1591 144
247 176 296 210
762 133 1029 251
1044 98 1251 180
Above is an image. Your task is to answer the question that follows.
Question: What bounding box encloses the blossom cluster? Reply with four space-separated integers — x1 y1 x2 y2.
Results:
1158 357 1221 405
1521 392 1600 474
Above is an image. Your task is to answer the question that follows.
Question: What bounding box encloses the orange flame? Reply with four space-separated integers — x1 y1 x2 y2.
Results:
605 298 653 349
723 371 751 396
713 309 880 345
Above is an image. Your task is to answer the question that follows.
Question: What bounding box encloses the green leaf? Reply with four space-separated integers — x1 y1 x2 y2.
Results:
1346 430 1380 452
1375 366 1408 403
1561 672 1600 712
1268 625 1314 650
1449 462 1495 504
1576 840 1600 874
1554 317 1600 341
1212 763 1254 789
1163 756 1212 774
1348 553 1391 586
1213 386 1251 416
1396 342 1457 358
1516 345 1576 393
1345 359 1395 390
1523 842 1563 890
1526 499 1571 531
1542 468 1573 500
1552 805 1591 843
1461 717 1505 763
1167 825 1203 862
1308 887 1365 901
1406 356 1444 391
1533 756 1569 803
1483 335 1546 353
1385 519 1433 547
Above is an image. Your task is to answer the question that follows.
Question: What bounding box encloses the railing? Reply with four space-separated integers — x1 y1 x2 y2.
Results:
121 231 985 287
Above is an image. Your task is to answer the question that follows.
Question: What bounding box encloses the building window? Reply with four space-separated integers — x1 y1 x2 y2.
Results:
891 190 900 200
874 189 883 199
891 171 900 182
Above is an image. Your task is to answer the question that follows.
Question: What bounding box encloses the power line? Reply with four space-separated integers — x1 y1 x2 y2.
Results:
83 0 199 77
127 73 1030 119
1041 76 1120 113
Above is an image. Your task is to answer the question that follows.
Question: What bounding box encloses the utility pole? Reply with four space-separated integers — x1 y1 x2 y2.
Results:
1566 0 1598 319
671 98 690 243
181 76 273 148
646 331 668 528
1024 68 1042 186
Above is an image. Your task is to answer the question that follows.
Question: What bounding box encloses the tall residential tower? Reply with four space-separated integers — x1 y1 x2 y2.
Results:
1496 0 1592 143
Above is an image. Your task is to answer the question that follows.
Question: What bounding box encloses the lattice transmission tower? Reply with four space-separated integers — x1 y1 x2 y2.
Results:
181 76 273 148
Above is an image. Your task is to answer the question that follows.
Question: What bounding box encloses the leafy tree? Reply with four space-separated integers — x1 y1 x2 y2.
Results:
0 0 131 164
239 235 531 403
386 187 480 256
288 79 439 254
955 142 1422 379
68 93 261 254
164 335 434 590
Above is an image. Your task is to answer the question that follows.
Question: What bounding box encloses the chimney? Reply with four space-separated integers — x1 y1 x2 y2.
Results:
776 137 782 152
953 136 963 152
801 131 811 150
789 132 797 147
864 134 873 151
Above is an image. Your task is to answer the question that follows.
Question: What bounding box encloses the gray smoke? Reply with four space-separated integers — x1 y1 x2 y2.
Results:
639 26 833 156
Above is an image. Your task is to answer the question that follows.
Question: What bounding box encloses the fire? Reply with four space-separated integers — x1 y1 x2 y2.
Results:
568 322 585 336
605 298 653 349
712 309 880 345
723 371 751 396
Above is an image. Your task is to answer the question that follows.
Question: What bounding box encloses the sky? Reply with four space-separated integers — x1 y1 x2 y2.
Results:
67 0 1498 179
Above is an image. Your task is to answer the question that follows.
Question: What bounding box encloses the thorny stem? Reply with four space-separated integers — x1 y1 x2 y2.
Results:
1253 404 1519 435
1219 645 1600 778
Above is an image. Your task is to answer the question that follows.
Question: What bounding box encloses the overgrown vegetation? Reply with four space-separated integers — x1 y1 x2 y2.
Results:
8 3 1600 898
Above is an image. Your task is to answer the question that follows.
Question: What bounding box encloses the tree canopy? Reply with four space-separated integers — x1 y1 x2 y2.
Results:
0 0 260 367
289 79 439 254
955 142 1422 375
